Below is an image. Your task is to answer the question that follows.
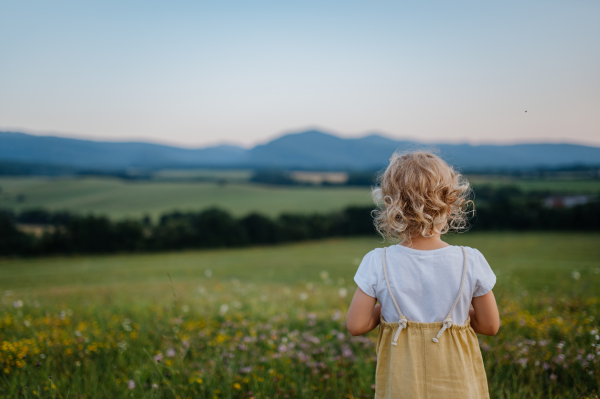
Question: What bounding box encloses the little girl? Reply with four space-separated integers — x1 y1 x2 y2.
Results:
347 151 499 398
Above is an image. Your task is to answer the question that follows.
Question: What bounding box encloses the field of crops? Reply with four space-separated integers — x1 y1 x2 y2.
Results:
1 232 599 398
1 175 599 221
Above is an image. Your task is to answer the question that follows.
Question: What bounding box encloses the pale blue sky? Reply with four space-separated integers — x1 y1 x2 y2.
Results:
1 0 599 147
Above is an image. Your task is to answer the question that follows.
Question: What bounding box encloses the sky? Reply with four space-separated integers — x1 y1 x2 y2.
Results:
1 0 599 148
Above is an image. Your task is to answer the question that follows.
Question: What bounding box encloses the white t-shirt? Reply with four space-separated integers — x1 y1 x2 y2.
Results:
354 244 496 325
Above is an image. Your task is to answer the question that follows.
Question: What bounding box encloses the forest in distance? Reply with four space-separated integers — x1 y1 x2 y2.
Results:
1 185 599 256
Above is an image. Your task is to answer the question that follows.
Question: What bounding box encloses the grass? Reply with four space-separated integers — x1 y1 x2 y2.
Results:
1 232 599 398
468 175 600 194
0 177 373 220
1 175 599 221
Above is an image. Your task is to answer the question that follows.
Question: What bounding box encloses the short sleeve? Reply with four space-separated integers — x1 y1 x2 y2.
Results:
353 249 379 298
471 249 496 297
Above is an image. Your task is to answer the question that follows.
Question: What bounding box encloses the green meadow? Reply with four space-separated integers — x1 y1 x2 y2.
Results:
1 232 599 398
1 175 599 221
0 177 373 220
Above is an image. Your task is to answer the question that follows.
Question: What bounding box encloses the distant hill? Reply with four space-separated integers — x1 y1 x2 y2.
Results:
0 131 246 170
1 130 599 171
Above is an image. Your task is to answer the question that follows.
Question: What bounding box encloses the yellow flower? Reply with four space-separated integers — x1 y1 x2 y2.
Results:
233 383 241 390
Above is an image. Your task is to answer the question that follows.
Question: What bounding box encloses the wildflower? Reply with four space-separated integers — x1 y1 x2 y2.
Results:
517 358 527 367
572 271 581 280
219 304 229 316
204 269 212 278
233 382 241 390
239 366 252 374
299 293 308 301
127 380 135 390
153 354 163 363
550 374 557 380
23 320 31 327
342 345 353 358
166 348 176 358
152 383 158 389
320 271 329 280
338 288 348 298
13 300 23 308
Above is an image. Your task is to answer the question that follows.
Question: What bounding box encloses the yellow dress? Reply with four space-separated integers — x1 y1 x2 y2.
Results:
374 247 490 399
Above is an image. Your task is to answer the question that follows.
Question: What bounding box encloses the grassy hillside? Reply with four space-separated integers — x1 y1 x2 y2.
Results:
1 233 599 398
1 175 598 220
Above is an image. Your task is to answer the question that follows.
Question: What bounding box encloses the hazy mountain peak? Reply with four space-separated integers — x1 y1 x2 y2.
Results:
1 129 599 171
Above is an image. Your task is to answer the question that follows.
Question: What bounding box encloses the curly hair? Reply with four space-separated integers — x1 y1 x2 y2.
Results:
371 150 473 242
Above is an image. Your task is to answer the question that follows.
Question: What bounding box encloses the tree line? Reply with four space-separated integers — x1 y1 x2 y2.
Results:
1 186 598 256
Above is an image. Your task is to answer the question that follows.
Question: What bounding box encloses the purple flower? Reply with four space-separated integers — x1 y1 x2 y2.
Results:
127 380 135 390
153 354 164 363
166 348 176 357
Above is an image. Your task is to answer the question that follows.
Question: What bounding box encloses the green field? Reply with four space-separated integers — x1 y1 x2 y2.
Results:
0 177 373 220
468 175 600 194
1 175 599 221
1 232 599 398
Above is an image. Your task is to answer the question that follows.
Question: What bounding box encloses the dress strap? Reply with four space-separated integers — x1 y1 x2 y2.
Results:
382 247 408 346
432 246 468 343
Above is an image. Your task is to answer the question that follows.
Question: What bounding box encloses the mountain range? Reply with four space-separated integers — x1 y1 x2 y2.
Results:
1 130 599 171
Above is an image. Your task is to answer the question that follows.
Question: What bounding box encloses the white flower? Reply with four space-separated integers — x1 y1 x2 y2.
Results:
338 288 348 298
204 269 212 278
320 271 329 280
299 293 308 301
572 271 581 281
219 304 229 315
13 300 23 308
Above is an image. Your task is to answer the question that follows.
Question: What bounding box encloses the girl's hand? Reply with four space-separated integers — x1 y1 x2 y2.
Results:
469 290 500 336
346 288 381 336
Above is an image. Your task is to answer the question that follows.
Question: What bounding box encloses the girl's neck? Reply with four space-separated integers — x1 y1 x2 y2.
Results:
399 234 450 251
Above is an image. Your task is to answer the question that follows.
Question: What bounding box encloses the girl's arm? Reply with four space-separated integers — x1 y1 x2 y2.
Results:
346 287 381 336
469 290 500 336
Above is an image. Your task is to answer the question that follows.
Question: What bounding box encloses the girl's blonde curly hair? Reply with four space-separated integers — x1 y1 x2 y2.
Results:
372 150 473 242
